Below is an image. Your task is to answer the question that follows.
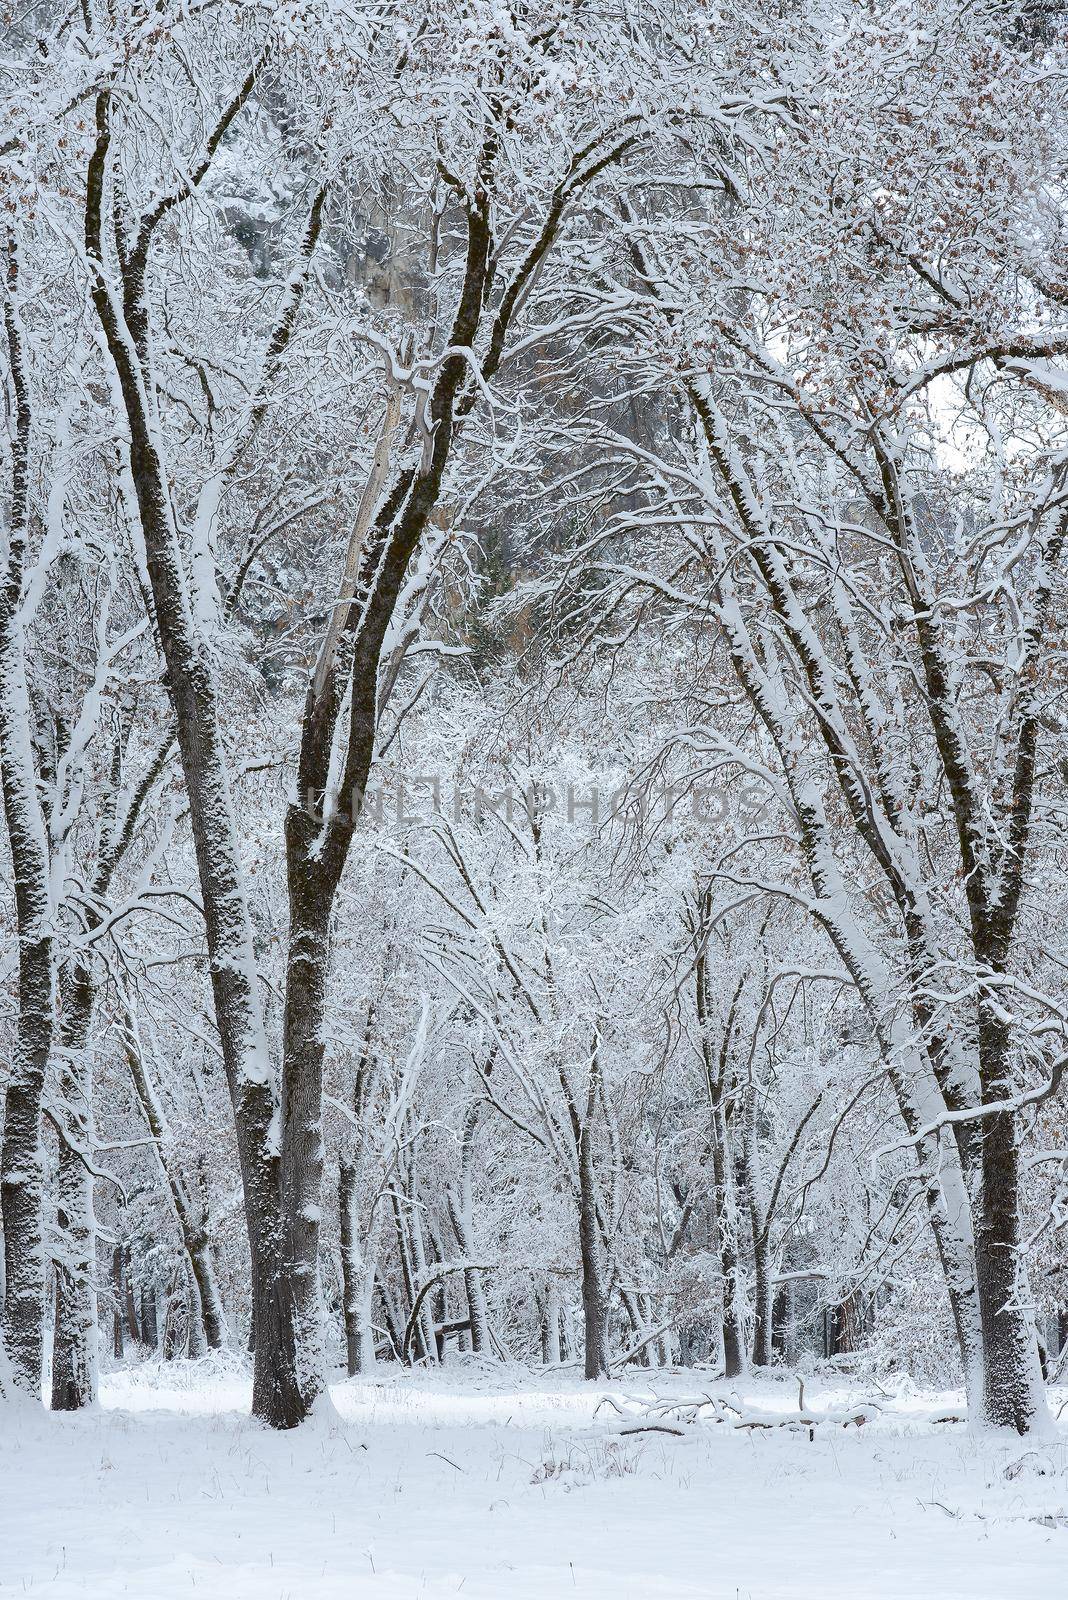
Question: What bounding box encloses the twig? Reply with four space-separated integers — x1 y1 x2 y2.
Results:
619 1423 686 1437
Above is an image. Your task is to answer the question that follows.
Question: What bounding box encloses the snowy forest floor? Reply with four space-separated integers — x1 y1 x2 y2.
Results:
3 1360 1067 1599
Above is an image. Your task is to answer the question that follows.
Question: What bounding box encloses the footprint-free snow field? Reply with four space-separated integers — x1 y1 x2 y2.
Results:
3 1360 1066 1599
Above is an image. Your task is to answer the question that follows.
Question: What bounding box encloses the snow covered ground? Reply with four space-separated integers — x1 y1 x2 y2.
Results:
3 1360 1067 1599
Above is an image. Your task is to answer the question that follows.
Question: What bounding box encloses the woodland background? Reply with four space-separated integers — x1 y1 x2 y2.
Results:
1 0 1067 1444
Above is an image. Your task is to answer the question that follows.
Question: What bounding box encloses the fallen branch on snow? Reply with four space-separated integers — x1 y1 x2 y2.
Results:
596 1380 882 1438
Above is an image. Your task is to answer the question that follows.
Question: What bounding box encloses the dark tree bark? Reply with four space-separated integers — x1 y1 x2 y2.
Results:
742 1084 773 1369
50 961 99 1410
712 1127 746 1377
85 81 308 1427
0 238 55 1399
123 1247 142 1346
973 1016 1045 1431
578 1057 608 1380
110 1246 125 1360
84 67 635 1427
693 933 747 1377
141 1284 159 1351
339 1158 365 1376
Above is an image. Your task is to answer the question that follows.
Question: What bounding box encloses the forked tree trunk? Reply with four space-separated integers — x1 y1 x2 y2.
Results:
85 70 620 1429
86 91 303 1427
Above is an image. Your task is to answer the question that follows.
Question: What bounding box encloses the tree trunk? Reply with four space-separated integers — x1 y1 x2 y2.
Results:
406 1184 439 1366
391 1190 417 1362
0 242 56 1402
559 1300 574 1363
710 1117 746 1378
0 928 53 1402
111 1246 124 1360
741 1084 773 1367
123 1246 142 1346
0 804 53 1403
339 1159 373 1376
750 1231 773 1366
50 964 100 1409
578 1074 608 1380
645 1294 673 1366
83 74 573 1431
278 855 333 1401
541 1285 562 1365
141 1284 159 1351
188 1236 226 1351
186 1266 208 1360
772 1281 795 1366
974 1032 1047 1431
447 1103 491 1356
51 1133 98 1409
376 1278 403 1363
693 926 746 1378
86 111 301 1425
